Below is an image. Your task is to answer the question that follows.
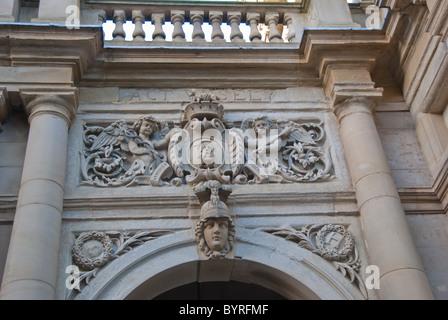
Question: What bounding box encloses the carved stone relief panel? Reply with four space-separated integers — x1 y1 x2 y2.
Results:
66 229 173 299
80 89 334 188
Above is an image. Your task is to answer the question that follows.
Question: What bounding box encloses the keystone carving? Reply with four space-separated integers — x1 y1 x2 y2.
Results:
194 180 235 259
262 224 368 299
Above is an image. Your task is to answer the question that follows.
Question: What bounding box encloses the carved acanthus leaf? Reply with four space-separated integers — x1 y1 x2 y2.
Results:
261 224 368 299
66 229 173 299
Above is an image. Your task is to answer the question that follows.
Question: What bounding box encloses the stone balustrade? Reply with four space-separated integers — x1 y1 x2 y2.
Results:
96 6 301 44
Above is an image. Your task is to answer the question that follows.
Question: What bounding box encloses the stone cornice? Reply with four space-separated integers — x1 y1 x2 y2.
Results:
79 28 390 88
0 24 104 85
0 22 393 88
0 16 398 92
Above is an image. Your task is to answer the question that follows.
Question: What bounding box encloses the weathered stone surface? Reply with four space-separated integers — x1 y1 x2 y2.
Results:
1 0 447 302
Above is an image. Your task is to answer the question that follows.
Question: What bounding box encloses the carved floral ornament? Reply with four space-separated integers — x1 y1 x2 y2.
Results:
80 90 334 188
262 224 368 299
67 230 172 298
67 224 367 299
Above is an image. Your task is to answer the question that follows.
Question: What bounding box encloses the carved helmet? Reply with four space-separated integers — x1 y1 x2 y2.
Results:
200 198 230 221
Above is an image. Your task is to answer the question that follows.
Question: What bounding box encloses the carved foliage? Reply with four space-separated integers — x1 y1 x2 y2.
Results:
81 118 180 187
67 229 172 297
236 117 333 184
79 91 334 187
262 224 368 299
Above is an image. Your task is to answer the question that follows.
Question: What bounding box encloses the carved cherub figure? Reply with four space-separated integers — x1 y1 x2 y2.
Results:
241 115 318 181
128 116 172 175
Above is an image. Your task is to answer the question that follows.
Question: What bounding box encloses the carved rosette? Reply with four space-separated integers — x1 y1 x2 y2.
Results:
262 224 367 299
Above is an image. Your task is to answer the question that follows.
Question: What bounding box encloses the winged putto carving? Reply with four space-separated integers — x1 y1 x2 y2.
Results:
235 115 333 184
81 116 181 187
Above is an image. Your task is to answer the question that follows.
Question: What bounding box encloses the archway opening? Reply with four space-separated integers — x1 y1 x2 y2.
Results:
78 230 362 300
152 281 288 300
123 258 320 300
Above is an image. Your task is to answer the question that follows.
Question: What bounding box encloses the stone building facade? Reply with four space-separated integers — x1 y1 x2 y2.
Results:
0 0 447 300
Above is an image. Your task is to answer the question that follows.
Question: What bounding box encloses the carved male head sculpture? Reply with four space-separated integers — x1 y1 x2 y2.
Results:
195 181 235 259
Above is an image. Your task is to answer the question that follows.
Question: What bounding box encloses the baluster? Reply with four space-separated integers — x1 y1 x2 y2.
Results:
98 10 107 39
283 13 296 42
97 9 107 25
112 10 126 41
152 13 166 41
209 11 225 43
171 10 186 42
191 11 205 42
228 12 244 43
246 13 262 43
132 10 146 42
265 12 283 43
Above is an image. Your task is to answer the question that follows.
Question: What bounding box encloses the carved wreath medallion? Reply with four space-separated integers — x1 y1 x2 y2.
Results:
315 224 355 262
262 224 367 299
72 231 114 271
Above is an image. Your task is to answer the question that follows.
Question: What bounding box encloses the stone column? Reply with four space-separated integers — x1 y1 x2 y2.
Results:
0 88 78 300
328 69 433 299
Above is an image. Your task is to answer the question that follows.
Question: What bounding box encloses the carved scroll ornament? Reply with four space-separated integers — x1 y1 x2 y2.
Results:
262 224 368 299
67 229 172 298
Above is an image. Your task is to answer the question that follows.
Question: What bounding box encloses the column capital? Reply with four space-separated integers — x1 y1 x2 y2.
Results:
323 66 383 120
333 96 381 122
19 88 79 127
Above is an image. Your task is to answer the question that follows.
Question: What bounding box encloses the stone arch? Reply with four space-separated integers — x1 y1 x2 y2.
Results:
73 228 365 300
